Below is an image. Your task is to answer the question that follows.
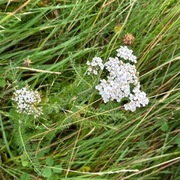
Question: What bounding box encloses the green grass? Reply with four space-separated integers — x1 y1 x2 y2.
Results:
0 0 180 179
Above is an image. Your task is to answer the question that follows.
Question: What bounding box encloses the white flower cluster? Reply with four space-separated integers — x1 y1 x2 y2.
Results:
116 46 137 63
12 87 43 118
86 57 104 75
87 46 149 112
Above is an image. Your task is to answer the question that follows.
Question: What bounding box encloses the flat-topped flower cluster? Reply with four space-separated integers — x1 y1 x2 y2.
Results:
87 46 149 112
86 57 104 75
12 87 43 118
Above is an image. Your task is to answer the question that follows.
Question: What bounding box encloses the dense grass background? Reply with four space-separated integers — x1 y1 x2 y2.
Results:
0 0 179 179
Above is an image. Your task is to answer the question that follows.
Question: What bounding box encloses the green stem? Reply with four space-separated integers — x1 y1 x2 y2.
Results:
0 113 13 159
18 122 42 176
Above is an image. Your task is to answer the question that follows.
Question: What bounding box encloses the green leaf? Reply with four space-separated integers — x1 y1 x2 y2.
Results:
0 77 6 87
48 174 60 180
53 165 62 174
175 137 180 148
46 157 54 166
21 152 29 167
160 122 169 132
138 141 148 149
42 167 52 177
20 173 30 180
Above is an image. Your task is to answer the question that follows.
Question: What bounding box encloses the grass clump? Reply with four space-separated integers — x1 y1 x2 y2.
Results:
0 0 179 179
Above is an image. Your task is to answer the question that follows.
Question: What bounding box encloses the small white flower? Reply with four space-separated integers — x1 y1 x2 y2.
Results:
124 101 137 112
12 87 43 118
116 46 137 63
87 57 104 75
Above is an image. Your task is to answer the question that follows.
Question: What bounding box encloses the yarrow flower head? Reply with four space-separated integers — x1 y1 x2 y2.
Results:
86 57 104 75
12 87 43 118
123 84 149 112
87 46 149 112
116 46 137 63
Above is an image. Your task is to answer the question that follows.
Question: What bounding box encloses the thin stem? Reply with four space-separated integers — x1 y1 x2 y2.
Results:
18 122 42 176
0 113 13 159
